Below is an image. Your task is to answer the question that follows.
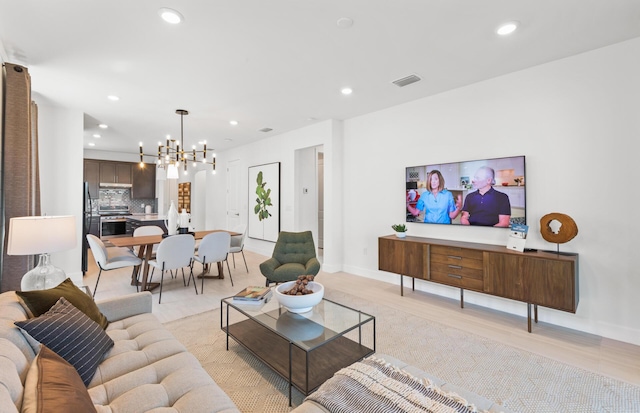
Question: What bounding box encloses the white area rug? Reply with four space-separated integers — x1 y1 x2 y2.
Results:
165 288 640 413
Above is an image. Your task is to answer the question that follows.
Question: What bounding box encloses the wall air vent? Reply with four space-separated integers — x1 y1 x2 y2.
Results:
259 127 273 133
392 74 421 87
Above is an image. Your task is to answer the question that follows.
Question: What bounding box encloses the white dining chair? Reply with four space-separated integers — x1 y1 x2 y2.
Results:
133 225 164 256
193 232 232 293
148 234 196 304
86 234 142 298
229 225 248 273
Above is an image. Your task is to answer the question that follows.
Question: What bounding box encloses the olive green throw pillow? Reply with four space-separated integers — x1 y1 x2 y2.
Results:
16 278 109 329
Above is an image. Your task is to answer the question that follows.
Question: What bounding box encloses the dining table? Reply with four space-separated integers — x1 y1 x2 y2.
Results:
109 229 240 293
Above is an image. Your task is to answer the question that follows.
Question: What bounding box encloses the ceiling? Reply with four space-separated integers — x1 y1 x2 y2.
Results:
1 0 639 156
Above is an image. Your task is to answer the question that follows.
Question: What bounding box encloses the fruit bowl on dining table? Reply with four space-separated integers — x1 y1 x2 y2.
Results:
274 278 324 314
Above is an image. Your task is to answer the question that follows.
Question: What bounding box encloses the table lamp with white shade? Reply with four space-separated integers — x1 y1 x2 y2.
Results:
6 215 77 291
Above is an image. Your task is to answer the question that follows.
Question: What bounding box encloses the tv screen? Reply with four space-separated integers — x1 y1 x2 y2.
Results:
406 155 526 228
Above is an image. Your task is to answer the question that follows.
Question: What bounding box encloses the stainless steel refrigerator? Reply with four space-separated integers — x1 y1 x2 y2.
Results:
81 182 97 274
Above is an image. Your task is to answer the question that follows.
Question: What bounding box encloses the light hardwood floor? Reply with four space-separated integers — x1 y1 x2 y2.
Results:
84 247 640 387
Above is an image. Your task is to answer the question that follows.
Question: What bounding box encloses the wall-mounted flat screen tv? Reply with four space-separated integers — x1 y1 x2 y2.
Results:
406 155 526 228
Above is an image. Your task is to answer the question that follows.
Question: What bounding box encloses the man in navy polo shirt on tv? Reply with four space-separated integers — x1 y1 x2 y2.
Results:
460 166 511 227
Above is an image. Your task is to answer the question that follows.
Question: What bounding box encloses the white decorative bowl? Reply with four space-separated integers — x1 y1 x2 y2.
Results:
275 281 324 314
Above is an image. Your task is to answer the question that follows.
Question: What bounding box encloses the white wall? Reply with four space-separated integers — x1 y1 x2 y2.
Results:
339 38 639 344
38 103 84 285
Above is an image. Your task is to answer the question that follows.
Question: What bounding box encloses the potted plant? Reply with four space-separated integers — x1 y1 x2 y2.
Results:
391 224 407 238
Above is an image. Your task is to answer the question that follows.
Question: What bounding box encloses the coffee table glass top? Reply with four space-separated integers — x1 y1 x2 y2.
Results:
223 294 374 351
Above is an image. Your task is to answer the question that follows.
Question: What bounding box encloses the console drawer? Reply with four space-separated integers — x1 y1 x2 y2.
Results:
431 270 484 291
430 262 483 280
430 245 483 261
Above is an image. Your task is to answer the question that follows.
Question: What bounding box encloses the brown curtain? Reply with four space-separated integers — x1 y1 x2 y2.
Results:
0 62 41 292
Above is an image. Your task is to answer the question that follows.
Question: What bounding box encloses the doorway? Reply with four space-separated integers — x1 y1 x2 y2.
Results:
226 159 241 230
294 145 324 258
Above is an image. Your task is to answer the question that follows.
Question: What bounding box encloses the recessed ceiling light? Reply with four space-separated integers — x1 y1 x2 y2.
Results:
88 142 95 147
341 87 353 95
107 95 119 101
92 134 101 138
336 17 354 29
158 8 183 24
496 21 518 36
98 124 108 129
224 138 233 142
229 120 238 126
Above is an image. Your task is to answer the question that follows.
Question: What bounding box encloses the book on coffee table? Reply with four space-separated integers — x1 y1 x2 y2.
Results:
232 290 273 305
233 286 271 301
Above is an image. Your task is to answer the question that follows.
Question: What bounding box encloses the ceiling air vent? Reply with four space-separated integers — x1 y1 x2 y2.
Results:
259 127 273 133
392 74 421 88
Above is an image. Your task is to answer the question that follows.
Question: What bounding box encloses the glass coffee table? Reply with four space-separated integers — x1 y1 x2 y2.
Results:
221 293 376 406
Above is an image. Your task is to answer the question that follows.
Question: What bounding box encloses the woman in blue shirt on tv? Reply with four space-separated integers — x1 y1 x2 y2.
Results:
408 170 462 224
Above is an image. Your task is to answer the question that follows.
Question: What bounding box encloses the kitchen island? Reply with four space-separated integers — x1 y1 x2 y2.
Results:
126 214 167 234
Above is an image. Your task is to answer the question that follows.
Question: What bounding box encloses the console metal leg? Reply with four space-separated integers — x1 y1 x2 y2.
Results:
400 274 404 296
412 277 415 291
460 288 464 308
527 303 532 333
534 304 538 323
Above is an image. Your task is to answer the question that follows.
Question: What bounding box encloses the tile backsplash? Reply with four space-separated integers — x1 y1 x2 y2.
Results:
96 189 156 213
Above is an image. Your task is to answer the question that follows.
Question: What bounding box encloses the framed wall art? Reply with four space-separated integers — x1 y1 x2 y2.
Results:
248 162 281 242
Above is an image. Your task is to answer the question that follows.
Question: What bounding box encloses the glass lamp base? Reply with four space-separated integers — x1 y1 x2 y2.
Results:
20 253 67 291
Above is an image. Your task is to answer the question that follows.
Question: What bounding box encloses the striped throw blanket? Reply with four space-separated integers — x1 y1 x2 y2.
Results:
305 357 488 413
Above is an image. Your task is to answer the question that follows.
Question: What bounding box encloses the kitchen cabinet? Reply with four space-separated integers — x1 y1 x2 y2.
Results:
83 160 100 197
132 164 156 199
378 235 578 332
99 161 132 184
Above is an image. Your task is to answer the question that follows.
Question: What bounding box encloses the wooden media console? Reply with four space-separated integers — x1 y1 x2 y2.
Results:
378 235 579 332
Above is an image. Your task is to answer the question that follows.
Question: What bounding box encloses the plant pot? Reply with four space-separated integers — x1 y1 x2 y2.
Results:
396 232 406 238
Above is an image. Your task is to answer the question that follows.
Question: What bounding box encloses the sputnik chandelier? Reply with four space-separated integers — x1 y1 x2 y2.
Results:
139 109 216 179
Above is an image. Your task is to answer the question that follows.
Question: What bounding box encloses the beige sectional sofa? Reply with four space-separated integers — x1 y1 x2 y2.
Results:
0 290 239 413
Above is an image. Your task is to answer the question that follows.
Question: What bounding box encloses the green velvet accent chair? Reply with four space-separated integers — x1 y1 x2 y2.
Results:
260 231 320 286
